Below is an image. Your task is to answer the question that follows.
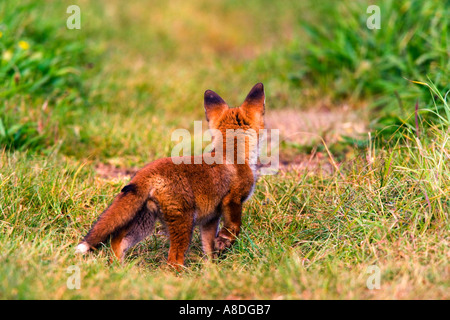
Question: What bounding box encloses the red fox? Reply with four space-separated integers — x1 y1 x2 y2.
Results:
76 83 266 270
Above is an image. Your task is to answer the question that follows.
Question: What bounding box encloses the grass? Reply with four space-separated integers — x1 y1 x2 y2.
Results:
0 0 448 299
0 0 98 153
285 0 449 139
1 124 448 299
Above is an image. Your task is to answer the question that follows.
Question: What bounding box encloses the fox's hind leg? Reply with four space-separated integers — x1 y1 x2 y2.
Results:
165 209 195 271
110 201 158 262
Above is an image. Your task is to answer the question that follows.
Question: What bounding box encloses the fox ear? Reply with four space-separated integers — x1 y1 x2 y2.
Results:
241 82 265 116
204 90 228 122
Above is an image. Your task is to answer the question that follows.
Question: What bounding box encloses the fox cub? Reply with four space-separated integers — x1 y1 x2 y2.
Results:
76 83 266 269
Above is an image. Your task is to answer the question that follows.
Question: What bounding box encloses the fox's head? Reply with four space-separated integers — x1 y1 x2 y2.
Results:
204 82 265 133
204 83 265 165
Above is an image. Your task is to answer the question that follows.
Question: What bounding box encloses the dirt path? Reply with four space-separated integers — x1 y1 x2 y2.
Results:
265 105 367 173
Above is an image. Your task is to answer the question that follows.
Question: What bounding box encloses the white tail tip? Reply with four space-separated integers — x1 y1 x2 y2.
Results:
75 243 90 254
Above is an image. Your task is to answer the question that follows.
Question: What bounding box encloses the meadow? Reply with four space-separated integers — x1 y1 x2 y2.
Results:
0 0 448 299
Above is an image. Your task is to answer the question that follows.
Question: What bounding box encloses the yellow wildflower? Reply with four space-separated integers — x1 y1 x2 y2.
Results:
18 40 30 50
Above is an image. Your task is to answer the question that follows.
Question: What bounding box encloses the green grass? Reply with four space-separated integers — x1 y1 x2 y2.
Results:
284 0 449 139
1 122 448 299
0 0 99 153
0 0 448 299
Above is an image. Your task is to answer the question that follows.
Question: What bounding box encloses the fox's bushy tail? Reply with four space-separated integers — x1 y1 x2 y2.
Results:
80 183 150 249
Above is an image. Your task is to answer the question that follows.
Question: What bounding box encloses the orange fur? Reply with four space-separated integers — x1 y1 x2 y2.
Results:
77 83 266 270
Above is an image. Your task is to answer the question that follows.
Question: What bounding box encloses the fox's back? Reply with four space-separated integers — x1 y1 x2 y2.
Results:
133 156 254 222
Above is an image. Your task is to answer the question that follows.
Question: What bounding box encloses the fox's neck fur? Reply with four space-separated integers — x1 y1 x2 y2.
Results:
209 126 260 175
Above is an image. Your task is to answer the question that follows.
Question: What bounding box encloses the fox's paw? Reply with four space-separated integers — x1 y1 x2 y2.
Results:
214 236 232 253
75 242 90 255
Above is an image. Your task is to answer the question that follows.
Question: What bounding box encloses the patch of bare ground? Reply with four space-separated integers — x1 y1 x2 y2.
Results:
265 103 368 173
95 162 137 180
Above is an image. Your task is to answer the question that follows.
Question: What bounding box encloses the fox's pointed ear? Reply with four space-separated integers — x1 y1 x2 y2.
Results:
204 90 228 122
241 82 265 116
